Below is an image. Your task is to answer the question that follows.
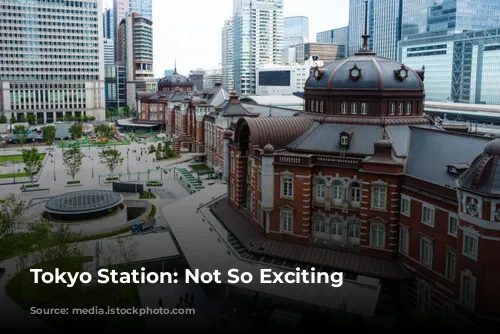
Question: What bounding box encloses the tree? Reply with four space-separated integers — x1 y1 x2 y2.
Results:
42 125 56 149
0 194 24 237
22 147 43 184
68 122 83 140
14 124 28 147
26 113 36 125
66 115 75 122
149 144 156 154
88 116 96 122
0 115 7 124
94 124 112 139
20 114 28 123
36 118 43 125
99 148 123 175
105 109 111 119
62 147 84 181
122 107 130 118
157 142 163 152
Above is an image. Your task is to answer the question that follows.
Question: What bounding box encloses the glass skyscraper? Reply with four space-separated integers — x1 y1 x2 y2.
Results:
284 16 309 48
402 0 500 41
348 0 374 56
129 0 152 20
317 27 348 46
103 8 115 40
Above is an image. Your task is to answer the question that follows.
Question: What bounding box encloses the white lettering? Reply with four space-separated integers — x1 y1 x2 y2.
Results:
30 269 43 283
227 269 240 284
185 269 221 284
97 269 109 284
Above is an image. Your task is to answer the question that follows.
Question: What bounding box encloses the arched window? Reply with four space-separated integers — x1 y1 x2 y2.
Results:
348 219 360 244
331 217 343 241
350 182 361 204
332 180 344 201
315 179 326 201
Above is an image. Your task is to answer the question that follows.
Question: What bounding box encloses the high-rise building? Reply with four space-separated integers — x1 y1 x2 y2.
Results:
203 67 223 91
104 38 125 111
222 18 234 91
103 39 115 65
118 12 155 110
372 0 402 60
348 0 373 56
129 0 153 20
103 8 114 40
233 0 284 96
402 0 500 41
349 0 402 60
189 69 205 91
292 43 345 65
283 16 309 64
316 27 348 46
400 28 500 105
0 0 105 123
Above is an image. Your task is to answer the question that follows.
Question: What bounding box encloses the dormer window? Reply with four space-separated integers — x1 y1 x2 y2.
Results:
447 164 470 176
341 136 349 146
351 103 357 114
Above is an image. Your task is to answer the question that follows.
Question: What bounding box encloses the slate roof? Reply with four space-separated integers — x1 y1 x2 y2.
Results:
305 55 424 91
241 103 299 118
459 139 500 195
210 199 412 280
406 127 490 188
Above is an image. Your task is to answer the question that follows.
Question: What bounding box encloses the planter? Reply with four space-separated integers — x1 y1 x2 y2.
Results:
25 184 40 188
106 177 119 181
65 183 82 188
67 180 81 185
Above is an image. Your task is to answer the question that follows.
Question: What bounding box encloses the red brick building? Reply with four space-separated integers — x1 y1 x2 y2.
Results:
209 35 500 327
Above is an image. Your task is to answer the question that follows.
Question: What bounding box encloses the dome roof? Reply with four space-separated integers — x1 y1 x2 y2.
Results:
305 55 424 92
45 190 123 214
158 69 192 87
460 139 500 195
263 143 275 155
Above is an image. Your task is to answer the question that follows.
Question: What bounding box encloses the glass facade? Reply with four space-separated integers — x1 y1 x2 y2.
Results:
348 0 374 56
284 16 309 48
316 27 348 46
372 0 402 60
401 28 500 105
402 0 500 41
129 0 152 20
104 8 114 40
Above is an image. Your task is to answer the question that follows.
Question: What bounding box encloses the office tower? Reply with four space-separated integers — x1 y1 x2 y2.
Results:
292 43 345 65
348 0 373 56
118 13 155 109
0 0 105 123
402 0 500 41
233 0 284 96
283 16 309 64
372 0 402 60
129 0 153 20
103 8 114 40
222 18 234 91
103 39 115 65
316 27 348 46
203 67 223 91
189 70 205 91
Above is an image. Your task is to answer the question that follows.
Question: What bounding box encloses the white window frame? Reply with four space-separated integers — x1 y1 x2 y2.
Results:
331 219 343 240
361 102 368 115
372 186 387 210
332 181 344 201
315 179 326 201
341 101 347 114
421 203 435 227
350 183 361 203
445 248 456 281
398 102 404 115
406 102 412 115
460 271 476 309
419 281 432 313
420 236 433 267
340 135 349 146
399 226 409 255
448 214 458 237
370 223 385 248
231 153 236 173
348 222 360 243
401 195 411 217
462 231 478 261
280 172 294 199
280 209 293 233
389 102 396 115
351 102 357 114
257 202 263 226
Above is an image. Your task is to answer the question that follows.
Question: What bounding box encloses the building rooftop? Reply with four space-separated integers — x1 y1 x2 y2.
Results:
44 190 123 214
240 95 305 109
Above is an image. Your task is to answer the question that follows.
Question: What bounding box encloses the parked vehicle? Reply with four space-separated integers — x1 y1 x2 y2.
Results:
131 218 156 233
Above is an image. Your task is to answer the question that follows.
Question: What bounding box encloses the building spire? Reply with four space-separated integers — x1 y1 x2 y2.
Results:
173 59 177 75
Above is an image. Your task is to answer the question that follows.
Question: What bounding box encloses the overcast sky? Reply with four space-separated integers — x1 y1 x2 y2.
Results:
104 0 349 77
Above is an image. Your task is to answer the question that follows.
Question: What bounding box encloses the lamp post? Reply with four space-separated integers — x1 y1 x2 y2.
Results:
91 157 94 178
12 162 15 184
53 153 56 182
127 148 130 180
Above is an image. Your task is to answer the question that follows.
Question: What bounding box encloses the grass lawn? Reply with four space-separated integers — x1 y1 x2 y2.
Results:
0 154 45 163
0 172 29 179
6 257 144 330
189 163 212 172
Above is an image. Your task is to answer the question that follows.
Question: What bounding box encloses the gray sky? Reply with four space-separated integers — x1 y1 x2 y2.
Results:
104 0 349 77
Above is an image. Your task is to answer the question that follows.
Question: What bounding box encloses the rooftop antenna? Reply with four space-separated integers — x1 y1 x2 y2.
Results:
269 103 272 117
173 59 177 75
355 0 376 56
